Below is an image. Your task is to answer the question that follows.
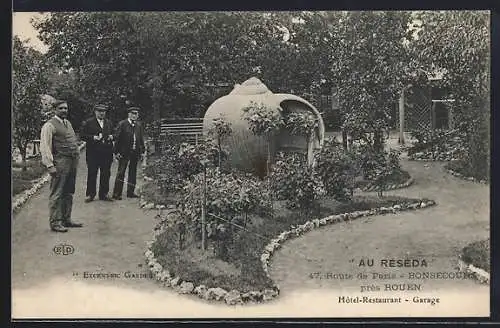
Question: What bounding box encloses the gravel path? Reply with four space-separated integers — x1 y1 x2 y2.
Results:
12 155 159 292
269 159 489 295
12 147 490 318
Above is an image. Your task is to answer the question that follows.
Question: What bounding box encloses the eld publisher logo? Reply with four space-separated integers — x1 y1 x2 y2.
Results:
53 244 75 255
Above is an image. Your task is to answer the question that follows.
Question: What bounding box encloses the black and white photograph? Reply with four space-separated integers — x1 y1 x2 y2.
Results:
11 10 491 318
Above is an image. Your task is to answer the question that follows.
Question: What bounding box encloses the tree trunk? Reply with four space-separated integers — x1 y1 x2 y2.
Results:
21 152 27 172
266 139 270 177
306 134 313 167
19 142 28 172
151 65 162 154
267 137 273 217
342 129 348 150
218 137 222 169
373 129 384 153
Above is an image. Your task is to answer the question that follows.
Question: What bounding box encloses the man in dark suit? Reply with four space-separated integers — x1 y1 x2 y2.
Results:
112 106 145 200
80 104 115 202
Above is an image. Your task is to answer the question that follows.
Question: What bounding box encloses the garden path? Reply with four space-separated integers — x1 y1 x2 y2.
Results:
268 140 490 316
12 140 490 317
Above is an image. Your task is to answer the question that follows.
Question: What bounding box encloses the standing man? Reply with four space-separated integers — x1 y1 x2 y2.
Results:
40 100 83 232
80 104 115 202
112 106 145 200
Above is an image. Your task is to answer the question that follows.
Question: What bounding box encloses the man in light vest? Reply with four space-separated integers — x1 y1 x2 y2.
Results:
40 100 83 232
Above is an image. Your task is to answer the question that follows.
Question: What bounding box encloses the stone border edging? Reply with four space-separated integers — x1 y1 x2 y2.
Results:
457 257 489 285
445 168 488 184
362 177 414 192
12 142 86 214
142 195 437 306
408 155 460 162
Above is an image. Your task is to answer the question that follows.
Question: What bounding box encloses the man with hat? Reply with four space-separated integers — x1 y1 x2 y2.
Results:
112 106 145 200
80 104 115 202
40 99 83 232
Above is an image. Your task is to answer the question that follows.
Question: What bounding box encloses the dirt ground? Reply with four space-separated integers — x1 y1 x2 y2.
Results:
11 140 490 318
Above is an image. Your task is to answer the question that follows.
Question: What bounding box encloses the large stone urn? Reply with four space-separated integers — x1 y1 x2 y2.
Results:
203 77 325 176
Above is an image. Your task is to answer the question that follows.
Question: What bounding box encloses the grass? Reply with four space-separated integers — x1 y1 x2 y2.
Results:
151 192 425 293
12 158 47 196
461 239 490 272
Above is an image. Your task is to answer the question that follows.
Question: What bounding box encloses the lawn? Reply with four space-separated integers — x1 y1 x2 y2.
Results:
12 158 47 196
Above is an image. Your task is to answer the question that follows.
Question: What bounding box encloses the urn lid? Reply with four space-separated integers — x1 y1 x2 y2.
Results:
229 77 271 96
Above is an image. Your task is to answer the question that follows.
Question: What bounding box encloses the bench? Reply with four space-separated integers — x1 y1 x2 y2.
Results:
159 118 204 145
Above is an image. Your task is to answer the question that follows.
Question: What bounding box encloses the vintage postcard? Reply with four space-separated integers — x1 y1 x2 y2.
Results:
11 10 490 319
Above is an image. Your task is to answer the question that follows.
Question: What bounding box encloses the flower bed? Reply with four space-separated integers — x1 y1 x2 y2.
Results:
457 239 489 284
407 129 466 162
361 169 413 192
143 192 436 305
12 142 86 213
445 161 489 184
408 152 458 161
141 134 436 305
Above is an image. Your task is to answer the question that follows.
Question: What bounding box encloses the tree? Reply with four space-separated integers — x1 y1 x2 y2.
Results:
208 114 232 169
34 12 289 122
330 11 412 152
12 36 48 170
409 11 490 179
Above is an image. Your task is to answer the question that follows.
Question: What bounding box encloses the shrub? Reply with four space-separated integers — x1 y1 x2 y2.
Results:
461 239 490 272
242 101 284 177
408 128 467 160
350 143 386 180
242 101 284 136
370 149 402 197
144 139 229 196
270 151 326 212
284 111 319 137
314 137 358 201
176 167 271 260
208 114 233 168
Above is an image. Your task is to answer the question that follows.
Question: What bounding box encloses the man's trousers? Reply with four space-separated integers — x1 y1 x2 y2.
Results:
49 155 79 227
86 152 113 199
112 151 139 197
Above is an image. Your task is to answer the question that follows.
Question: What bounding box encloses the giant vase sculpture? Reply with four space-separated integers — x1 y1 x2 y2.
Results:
203 77 326 176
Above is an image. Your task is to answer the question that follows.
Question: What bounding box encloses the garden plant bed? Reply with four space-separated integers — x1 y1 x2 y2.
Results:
360 168 413 192
12 159 47 196
407 129 466 162
445 160 489 184
144 192 436 305
457 239 489 285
